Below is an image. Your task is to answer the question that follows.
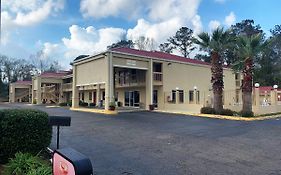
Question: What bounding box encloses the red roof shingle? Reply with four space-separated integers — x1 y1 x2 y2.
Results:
111 47 211 66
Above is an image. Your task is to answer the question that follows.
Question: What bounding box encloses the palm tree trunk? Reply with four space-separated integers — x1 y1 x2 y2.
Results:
242 58 253 113
211 51 224 113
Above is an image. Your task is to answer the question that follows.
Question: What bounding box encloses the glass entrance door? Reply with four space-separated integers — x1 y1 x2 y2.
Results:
125 91 140 107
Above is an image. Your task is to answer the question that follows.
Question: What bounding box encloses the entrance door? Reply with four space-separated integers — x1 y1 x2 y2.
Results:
125 91 140 107
153 90 158 108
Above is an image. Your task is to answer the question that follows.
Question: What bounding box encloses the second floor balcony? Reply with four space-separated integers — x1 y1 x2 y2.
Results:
62 83 73 92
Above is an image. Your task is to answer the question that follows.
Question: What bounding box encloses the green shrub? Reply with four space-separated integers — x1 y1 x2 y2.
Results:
59 102 67 106
220 109 234 116
79 101 88 107
89 103 96 107
200 107 215 114
32 99 37 104
3 152 51 175
241 111 254 117
67 101 72 107
0 109 52 163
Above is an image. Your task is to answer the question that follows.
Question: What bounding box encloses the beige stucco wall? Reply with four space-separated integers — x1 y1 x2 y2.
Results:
156 60 236 112
76 58 107 86
112 56 149 70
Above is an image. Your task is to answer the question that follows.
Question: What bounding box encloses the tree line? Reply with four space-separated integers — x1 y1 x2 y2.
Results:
0 51 61 99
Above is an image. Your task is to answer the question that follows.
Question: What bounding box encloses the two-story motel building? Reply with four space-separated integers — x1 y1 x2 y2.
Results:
71 47 238 112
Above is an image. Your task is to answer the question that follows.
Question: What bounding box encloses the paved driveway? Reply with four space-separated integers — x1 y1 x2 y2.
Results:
1 103 281 175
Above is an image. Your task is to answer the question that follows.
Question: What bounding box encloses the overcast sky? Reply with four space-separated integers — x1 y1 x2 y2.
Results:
0 0 280 68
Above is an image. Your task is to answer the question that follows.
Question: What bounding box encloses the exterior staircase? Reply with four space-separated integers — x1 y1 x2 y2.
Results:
15 90 30 102
42 85 60 104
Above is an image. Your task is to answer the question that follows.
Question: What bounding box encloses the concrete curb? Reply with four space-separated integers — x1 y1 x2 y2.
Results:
70 107 118 115
156 110 281 121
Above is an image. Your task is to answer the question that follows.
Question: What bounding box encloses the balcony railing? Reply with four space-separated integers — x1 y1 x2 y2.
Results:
62 83 73 91
153 72 163 82
115 74 145 87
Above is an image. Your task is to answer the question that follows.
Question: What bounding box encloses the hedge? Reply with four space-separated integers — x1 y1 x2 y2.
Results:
0 109 52 163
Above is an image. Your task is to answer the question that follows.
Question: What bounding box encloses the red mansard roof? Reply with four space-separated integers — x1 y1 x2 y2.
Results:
258 86 281 93
111 47 211 67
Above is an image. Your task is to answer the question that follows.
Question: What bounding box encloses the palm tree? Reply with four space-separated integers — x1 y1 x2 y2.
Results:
234 34 264 114
194 28 233 113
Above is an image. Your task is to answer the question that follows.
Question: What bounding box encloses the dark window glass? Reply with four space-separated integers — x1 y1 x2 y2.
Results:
89 92 92 101
178 90 184 103
172 90 176 103
189 90 194 103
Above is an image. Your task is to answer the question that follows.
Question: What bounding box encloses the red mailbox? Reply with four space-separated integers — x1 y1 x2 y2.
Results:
53 148 93 175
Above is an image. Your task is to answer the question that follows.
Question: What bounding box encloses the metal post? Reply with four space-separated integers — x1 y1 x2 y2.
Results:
57 126 60 149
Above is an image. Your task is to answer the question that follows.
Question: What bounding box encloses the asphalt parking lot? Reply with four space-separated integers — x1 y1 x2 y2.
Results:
1 103 281 175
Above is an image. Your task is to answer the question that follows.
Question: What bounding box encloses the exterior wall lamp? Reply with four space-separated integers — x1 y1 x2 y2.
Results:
254 83 260 88
273 85 278 89
193 86 197 91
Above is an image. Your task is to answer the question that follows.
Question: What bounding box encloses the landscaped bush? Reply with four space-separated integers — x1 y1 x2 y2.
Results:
79 101 88 107
220 109 234 116
200 107 215 114
240 111 254 117
67 101 72 107
59 102 68 106
3 152 51 175
0 109 52 163
89 103 96 107
32 99 37 104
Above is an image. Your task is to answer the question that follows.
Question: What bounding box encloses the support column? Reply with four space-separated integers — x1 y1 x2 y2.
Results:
146 60 153 110
29 86 32 103
105 52 114 110
271 89 277 105
59 83 64 103
36 77 42 104
10 84 15 103
31 78 35 104
96 84 101 106
72 65 79 108
255 88 260 106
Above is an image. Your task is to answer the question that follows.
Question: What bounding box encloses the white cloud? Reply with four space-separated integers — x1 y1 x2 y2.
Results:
147 0 201 22
1 0 64 44
127 18 183 44
224 12 236 26
80 0 139 19
61 25 126 59
80 0 201 23
208 20 221 31
14 1 53 26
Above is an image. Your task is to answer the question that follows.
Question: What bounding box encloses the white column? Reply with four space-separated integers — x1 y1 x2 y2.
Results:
36 77 42 104
146 60 153 110
72 65 79 108
10 84 15 103
59 83 64 103
105 52 114 110
255 88 260 106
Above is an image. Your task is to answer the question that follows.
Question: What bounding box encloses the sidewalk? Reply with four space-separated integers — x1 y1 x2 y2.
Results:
156 110 281 121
